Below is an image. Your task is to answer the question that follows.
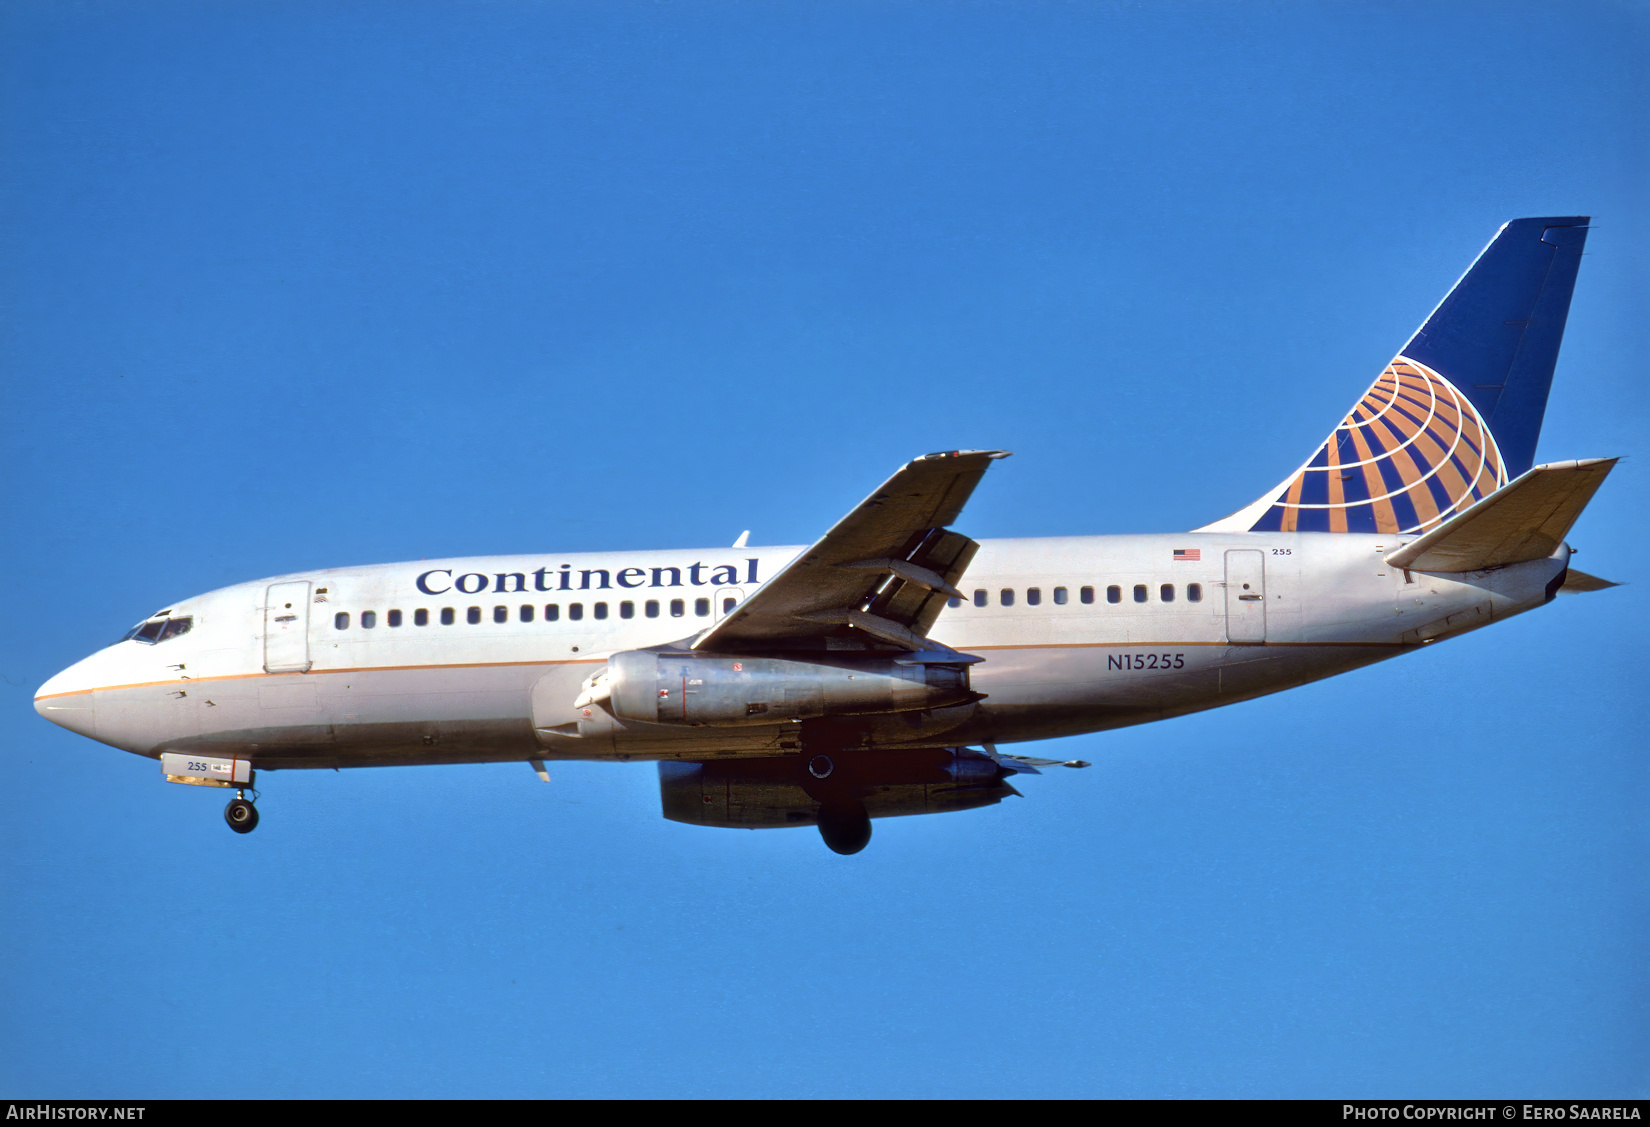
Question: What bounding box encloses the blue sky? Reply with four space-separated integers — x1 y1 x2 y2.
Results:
2 0 1645 1097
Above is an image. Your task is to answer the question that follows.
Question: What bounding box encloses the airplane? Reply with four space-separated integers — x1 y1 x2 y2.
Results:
34 216 1618 854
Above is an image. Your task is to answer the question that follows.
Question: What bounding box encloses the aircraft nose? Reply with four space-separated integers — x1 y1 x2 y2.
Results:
35 663 99 740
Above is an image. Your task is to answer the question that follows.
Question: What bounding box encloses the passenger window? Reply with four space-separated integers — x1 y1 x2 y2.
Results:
670 598 685 617
157 617 193 641
335 612 350 630
1000 589 1014 607
645 600 660 618
569 603 584 621
722 597 736 615
1053 587 1068 605
1081 586 1095 605
1160 584 1174 603
1026 587 1041 606
520 605 534 622
361 610 377 628
1188 583 1202 603
414 608 429 626
973 590 988 607
388 609 403 627
1133 584 1147 603
594 602 609 620
1106 585 1121 604
493 606 508 624
440 608 455 625
948 597 962 608
695 597 710 617
467 607 482 625
544 604 559 621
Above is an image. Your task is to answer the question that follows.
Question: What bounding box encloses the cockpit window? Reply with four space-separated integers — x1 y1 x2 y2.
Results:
157 617 193 641
124 615 192 645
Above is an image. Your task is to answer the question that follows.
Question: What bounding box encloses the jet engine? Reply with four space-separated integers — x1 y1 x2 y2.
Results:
576 650 978 727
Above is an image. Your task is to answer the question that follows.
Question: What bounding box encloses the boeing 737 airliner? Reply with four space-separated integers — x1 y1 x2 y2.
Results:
35 217 1617 853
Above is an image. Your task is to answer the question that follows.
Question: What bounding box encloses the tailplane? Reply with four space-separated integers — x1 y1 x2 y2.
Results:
1202 217 1590 534
1382 458 1615 572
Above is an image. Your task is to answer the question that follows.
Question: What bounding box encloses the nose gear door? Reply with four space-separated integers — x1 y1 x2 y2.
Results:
264 581 313 673
1224 550 1266 645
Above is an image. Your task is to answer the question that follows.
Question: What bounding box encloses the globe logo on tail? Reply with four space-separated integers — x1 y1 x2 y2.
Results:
1249 358 1506 534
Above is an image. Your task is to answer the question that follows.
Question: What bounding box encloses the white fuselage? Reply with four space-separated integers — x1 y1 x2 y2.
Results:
35 532 1568 771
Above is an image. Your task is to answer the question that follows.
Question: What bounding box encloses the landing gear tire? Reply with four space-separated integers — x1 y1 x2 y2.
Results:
224 796 259 834
817 803 871 855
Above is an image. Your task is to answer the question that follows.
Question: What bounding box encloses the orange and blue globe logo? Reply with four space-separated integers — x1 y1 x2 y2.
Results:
1249 358 1506 534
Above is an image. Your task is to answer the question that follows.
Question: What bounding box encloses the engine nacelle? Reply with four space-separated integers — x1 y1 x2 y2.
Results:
589 650 976 727
658 748 1017 831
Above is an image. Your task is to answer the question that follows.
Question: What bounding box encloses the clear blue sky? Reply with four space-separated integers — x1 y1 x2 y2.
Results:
2 0 1644 1098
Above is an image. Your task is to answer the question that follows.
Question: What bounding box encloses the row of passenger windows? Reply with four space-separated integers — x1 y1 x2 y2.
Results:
333 585 1201 630
333 596 736 630
949 584 1202 607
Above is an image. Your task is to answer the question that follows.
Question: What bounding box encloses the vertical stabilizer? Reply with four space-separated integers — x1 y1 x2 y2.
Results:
1202 217 1589 534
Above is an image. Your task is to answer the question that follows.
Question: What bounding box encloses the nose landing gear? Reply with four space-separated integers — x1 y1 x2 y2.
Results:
224 791 259 834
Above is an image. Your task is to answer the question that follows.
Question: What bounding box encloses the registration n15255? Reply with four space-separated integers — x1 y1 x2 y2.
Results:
1107 653 1185 671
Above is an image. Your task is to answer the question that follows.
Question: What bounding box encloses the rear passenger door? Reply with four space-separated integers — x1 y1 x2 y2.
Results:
1224 551 1266 645
264 581 313 673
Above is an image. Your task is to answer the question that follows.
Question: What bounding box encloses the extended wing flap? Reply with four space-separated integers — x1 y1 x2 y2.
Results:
1384 458 1617 572
867 528 981 638
694 450 1008 652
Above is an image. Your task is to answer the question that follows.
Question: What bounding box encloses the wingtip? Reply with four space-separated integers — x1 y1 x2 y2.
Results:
915 448 1013 462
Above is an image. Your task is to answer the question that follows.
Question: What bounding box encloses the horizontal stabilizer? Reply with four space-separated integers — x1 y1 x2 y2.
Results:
1558 568 1620 594
1384 458 1616 572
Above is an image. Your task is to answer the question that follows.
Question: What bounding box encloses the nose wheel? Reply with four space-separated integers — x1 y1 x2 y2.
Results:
224 791 259 834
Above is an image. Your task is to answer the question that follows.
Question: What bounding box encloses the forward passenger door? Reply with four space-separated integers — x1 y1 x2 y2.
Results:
264 581 313 673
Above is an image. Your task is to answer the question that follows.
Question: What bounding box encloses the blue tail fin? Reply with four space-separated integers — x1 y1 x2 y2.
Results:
1204 217 1590 534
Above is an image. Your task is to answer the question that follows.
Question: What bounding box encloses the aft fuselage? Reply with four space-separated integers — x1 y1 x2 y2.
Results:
34 532 1567 770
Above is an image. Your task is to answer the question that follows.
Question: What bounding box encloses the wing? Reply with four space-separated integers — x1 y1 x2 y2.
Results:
692 449 1010 654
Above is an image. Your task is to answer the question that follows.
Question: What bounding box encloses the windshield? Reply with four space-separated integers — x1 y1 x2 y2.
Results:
123 614 192 645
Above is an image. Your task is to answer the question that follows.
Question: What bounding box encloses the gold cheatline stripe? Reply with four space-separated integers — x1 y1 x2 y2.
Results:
34 656 609 701
969 640 1405 651
37 639 1418 702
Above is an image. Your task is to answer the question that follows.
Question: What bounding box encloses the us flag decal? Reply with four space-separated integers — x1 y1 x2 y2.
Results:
1173 548 1201 561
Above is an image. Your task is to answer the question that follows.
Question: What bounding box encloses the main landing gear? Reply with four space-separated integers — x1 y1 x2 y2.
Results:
802 754 874 855
224 790 259 834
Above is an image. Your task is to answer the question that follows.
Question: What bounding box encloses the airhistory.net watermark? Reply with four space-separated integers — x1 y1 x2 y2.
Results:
6 1108 144 1120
